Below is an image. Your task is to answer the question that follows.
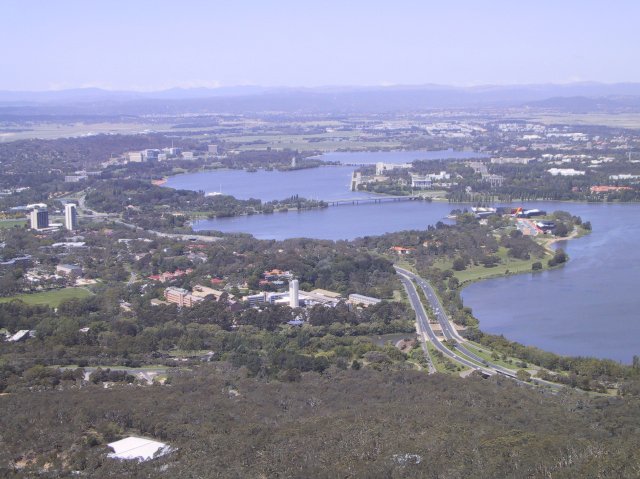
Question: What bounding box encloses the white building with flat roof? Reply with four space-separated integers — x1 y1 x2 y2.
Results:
348 293 381 307
375 162 412 176
64 203 78 231
107 436 171 461
128 152 144 163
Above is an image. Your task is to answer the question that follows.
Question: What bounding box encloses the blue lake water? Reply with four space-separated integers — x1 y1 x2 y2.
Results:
165 166 372 202
461 203 640 363
164 150 640 363
193 201 455 240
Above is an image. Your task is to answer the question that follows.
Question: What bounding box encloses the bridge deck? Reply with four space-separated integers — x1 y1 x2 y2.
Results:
327 196 421 206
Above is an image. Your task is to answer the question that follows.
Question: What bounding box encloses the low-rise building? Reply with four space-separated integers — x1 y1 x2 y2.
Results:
348 293 382 307
484 174 505 187
107 436 172 462
128 152 144 163
7 330 34 342
376 162 412 176
390 246 414 255
164 287 204 308
547 168 585 176
410 171 451 189
148 268 193 282
590 185 633 194
56 264 82 276
191 285 228 300
243 292 267 306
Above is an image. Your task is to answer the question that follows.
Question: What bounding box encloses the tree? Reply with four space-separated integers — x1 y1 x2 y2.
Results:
452 257 466 271
548 249 568 267
553 222 570 237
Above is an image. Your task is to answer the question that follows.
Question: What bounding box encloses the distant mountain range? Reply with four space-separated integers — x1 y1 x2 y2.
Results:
2 83 640 116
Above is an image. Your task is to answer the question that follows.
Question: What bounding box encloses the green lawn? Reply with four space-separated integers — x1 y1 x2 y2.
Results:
426 341 470 375
435 247 554 286
463 342 525 371
0 287 92 307
0 219 27 229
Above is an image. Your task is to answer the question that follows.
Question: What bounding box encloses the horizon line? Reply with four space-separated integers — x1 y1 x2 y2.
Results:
1 80 640 94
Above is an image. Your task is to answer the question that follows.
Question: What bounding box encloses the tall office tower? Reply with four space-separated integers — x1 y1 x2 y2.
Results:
30 205 49 230
289 279 299 308
64 203 78 231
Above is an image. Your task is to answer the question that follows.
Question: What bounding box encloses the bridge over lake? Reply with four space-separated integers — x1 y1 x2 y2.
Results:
326 195 422 206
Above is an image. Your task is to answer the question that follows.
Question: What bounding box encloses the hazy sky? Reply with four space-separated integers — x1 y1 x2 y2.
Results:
2 0 640 91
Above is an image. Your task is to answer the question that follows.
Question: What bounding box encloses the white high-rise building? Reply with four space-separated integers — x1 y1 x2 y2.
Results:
64 203 78 231
29 204 49 230
289 279 299 308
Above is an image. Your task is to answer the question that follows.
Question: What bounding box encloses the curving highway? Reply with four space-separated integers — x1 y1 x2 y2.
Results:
396 266 517 378
396 266 567 391
396 269 495 375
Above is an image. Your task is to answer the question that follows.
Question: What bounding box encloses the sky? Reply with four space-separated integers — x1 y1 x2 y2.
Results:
2 0 640 91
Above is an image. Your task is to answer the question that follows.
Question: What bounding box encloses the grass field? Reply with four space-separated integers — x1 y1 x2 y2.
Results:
234 139 402 152
434 247 554 286
525 113 640 129
0 219 27 229
0 122 176 142
0 287 92 307
463 342 526 371
426 341 470 375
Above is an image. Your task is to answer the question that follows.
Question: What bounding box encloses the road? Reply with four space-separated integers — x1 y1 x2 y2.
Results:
60 191 222 243
396 270 495 375
396 266 567 390
396 266 518 378
111 218 222 242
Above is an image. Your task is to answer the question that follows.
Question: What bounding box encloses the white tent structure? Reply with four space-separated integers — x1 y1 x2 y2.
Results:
107 436 172 461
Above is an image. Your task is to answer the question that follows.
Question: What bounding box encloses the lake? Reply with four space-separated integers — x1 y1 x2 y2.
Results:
164 150 640 363
164 149 485 202
461 203 640 364
165 166 372 202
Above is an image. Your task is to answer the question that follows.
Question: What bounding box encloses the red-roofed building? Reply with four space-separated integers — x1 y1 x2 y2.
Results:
390 246 415 255
263 269 293 280
148 268 194 283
